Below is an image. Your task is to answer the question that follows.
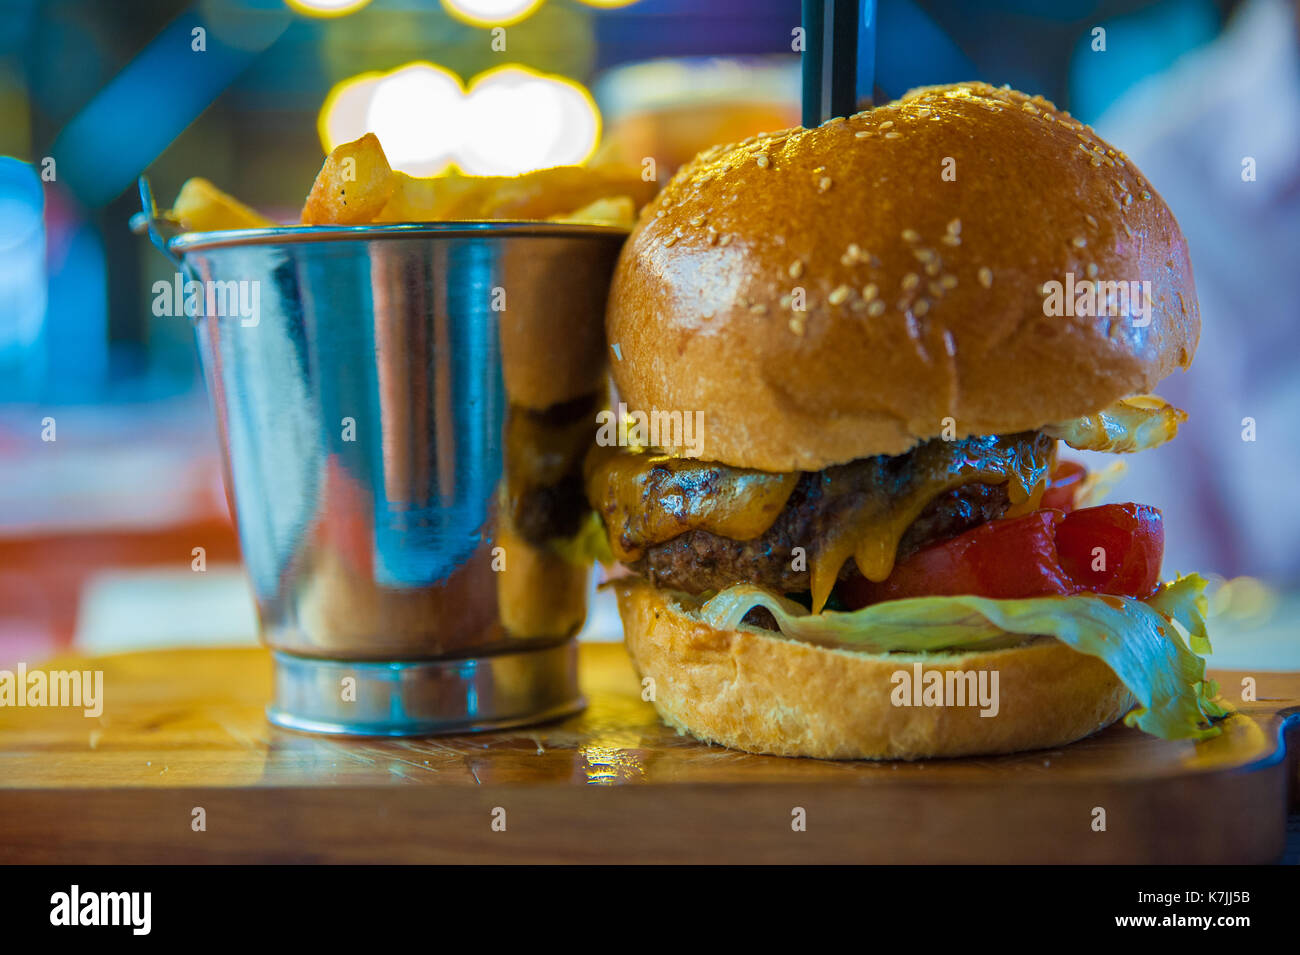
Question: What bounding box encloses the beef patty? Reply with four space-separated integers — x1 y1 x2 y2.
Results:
632 479 1012 596
607 430 1056 596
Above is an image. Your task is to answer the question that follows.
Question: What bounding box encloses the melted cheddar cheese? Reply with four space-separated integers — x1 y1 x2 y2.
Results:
584 444 799 562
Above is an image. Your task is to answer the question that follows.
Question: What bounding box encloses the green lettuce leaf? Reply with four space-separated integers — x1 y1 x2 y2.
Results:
697 574 1224 741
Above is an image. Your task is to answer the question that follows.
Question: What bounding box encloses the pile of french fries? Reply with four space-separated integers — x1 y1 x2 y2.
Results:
168 132 654 232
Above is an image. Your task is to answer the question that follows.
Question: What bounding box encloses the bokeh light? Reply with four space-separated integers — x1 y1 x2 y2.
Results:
366 64 465 177
319 62 601 177
441 0 545 27
284 0 373 17
459 66 599 175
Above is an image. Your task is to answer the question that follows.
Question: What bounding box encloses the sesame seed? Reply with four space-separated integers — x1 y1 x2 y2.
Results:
917 108 931 117
941 234 961 247
719 234 733 246
1086 262 1099 279
978 267 993 289
1085 213 1098 228
755 154 770 168
868 300 886 317
750 304 767 314
1072 236 1087 248
1123 193 1133 206
789 314 806 335
914 299 931 316
884 132 901 139
829 285 852 305
689 215 704 227
940 274 958 290
1142 190 1152 201
862 283 879 301
851 300 868 312
902 273 920 291
914 247 935 263
855 131 872 139
879 120 894 129
779 294 793 309
789 260 804 279
1090 157 1103 167
928 280 945 297
663 235 677 247
924 261 941 277
902 229 921 243
818 177 833 193
947 218 961 235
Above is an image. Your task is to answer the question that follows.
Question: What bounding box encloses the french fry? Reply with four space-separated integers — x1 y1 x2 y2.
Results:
479 165 655 220
379 164 654 224
170 177 273 232
375 171 497 222
546 195 636 228
301 132 396 225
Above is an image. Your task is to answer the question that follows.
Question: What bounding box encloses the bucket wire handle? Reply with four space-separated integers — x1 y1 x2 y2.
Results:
131 176 185 270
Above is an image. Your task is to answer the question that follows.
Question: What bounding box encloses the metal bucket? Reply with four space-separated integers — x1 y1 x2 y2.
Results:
137 179 624 736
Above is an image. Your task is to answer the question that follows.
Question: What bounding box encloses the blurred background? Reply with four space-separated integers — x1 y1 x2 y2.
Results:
1 0 1295 667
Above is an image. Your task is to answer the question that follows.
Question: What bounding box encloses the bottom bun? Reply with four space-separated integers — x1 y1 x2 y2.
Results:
616 579 1136 760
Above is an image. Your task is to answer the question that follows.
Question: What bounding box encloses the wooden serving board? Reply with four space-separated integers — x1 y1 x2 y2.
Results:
0 645 1295 863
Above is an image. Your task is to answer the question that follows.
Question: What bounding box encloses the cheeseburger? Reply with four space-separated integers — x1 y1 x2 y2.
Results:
584 82 1226 759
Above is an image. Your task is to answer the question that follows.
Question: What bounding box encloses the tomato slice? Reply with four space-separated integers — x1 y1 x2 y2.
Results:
841 510 1073 606
839 502 1164 608
1041 460 1086 512
1056 502 1163 599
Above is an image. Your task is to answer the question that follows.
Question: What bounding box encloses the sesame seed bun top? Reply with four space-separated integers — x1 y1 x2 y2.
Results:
606 81 1200 472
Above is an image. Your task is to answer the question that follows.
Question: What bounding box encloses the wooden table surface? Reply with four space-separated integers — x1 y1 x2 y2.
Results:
1 644 1296 863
